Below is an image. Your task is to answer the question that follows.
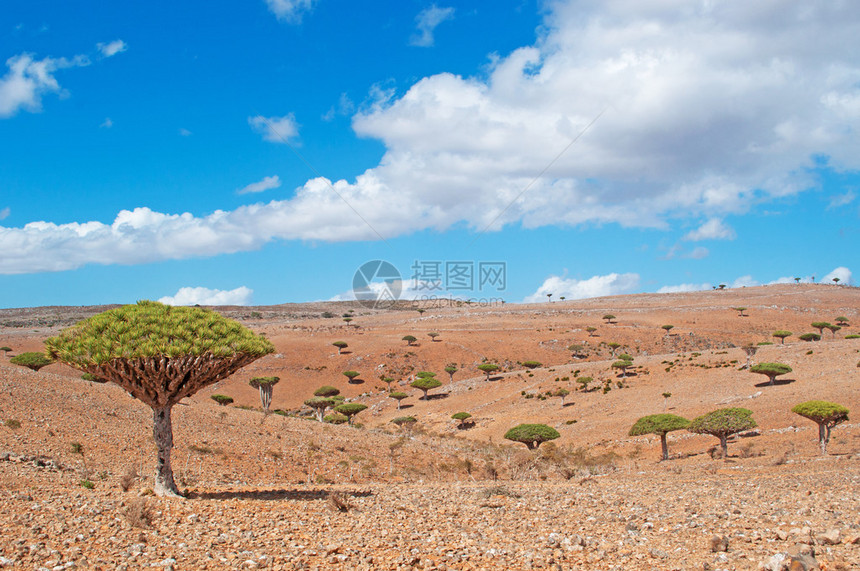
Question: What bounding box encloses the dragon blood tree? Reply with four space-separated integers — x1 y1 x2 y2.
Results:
249 376 280 415
44 301 274 498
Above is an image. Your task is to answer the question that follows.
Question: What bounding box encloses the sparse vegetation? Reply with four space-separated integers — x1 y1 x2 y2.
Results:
410 375 442 399
749 362 792 385
811 321 831 336
0 346 11 356
444 365 457 382
211 394 234 406
402 335 418 346
602 314 616 324
478 363 500 380
772 330 792 344
504 424 560 450
451 411 472 428
732 307 747 317
688 408 757 458
628 414 690 461
799 332 821 342
391 416 417 430
553 388 570 406
332 341 348 354
791 401 849 455
661 324 674 335
305 396 336 422
343 370 361 383
389 391 409 410
334 403 367 425
427 332 440 342
249 376 279 415
9 351 53 371
521 360 542 369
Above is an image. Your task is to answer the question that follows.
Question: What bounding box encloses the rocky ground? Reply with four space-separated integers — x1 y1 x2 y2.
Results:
1 284 858 569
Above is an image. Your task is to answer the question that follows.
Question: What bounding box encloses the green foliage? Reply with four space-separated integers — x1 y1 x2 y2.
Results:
845 334 860 340
44 300 274 366
249 376 279 388
402 335 418 345
9 351 53 371
391 416 417 427
211 394 234 406
389 391 408 401
305 396 335 409
444 365 458 374
332 341 348 348
451 412 472 421
503 424 560 450
521 360 542 369
811 321 831 333
629 414 690 436
4 419 21 429
576 376 593 391
602 314 616 323
80 479 95 490
798 332 821 342
553 388 570 397
772 330 792 343
415 371 436 379
81 372 107 383
0 346 12 355
427 332 440 340
410 376 442 398
835 316 849 326
749 362 792 384
732 307 747 316
70 442 84 455
324 412 348 424
688 408 757 438
334 403 367 424
343 370 361 381
661 324 674 332
314 385 340 397
478 363 499 379
791 401 849 425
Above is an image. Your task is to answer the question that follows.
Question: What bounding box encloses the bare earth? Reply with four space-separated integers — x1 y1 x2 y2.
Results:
1 284 858 570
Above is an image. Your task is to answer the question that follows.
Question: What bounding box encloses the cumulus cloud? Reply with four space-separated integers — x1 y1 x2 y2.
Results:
822 266 852 285
6 2 860 273
248 114 299 143
827 191 856 209
328 279 446 302
0 207 9 220
657 282 712 294
732 275 759 288
97 40 127 58
0 52 89 118
158 286 253 306
410 5 455 47
265 0 316 23
683 218 736 241
523 273 640 303
238 175 281 195
100 117 113 128
686 246 710 259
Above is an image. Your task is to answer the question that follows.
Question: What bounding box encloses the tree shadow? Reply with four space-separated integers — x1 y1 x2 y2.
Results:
456 421 475 430
397 403 414 410
425 393 450 400
338 350 353 355
561 402 575 408
187 489 373 501
753 378 795 387
348 378 365 385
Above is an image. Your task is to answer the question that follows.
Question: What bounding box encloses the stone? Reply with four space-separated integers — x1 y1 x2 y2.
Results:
817 529 840 545
710 535 729 552
788 554 819 571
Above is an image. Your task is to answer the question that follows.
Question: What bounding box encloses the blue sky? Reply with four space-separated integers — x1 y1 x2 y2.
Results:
0 1 857 308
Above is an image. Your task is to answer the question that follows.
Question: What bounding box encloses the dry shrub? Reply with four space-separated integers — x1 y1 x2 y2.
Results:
123 497 155 528
120 466 137 492
480 485 521 499
328 491 353 513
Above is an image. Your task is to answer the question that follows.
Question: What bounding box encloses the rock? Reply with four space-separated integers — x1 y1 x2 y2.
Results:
817 529 840 545
760 553 787 571
775 529 789 541
788 554 819 571
710 534 729 552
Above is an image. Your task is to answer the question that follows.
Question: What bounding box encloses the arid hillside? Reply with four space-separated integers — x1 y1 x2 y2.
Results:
0 284 858 570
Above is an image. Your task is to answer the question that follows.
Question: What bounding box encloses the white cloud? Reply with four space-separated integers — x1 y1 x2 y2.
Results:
0 52 90 118
657 283 712 294
524 273 640 303
686 246 710 259
683 218 736 241
97 40 127 58
0 207 9 221
158 286 253 306
822 266 852 285
178 128 192 137
827 191 856 209
410 5 455 47
238 175 281 195
328 279 445 302
248 114 299 144
265 0 316 23
100 117 113 128
732 275 759 288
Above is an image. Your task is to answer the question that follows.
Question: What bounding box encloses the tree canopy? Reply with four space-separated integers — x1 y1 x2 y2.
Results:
9 351 53 371
629 414 690 460
749 362 792 385
504 424 560 450
791 401 849 455
688 408 757 457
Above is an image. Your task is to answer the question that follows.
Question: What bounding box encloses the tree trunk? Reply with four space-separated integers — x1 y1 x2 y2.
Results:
819 423 828 455
152 405 182 498
660 433 669 461
719 435 728 459
260 386 273 414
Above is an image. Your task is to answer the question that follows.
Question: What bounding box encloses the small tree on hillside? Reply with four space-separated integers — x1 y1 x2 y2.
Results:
833 277 840 285
732 307 747 317
547 293 553 303
477 363 500 381
334 403 367 425
521 360 542 369
45 301 274 497
576 376 593 392
740 344 758 369
444 365 457 383
343 370 361 383
380 376 395 391
568 344 586 358
749 362 792 386
332 341 348 354
688 408 757 458
629 414 690 461
585 326 598 337
305 396 335 422
606 342 621 357
661 325 674 336
504 424 560 450
661 392 672 411
835 316 849 326
811 321 831 337
451 411 472 428
824 323 842 338
314 385 340 398
249 376 279 415
0 346 12 357
402 335 417 346
9 352 53 371
772 330 792 344
410 376 442 400
211 394 234 406
391 416 417 431
799 332 821 342
343 317 353 326
553 388 570 406
602 314 616 324
324 412 348 424
791 401 849 455
389 391 409 410
612 358 633 377
427 332 440 342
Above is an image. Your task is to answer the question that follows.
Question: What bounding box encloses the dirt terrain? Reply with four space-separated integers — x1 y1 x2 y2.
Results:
0 284 858 569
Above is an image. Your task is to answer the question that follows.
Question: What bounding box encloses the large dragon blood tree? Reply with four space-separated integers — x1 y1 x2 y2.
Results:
44 301 274 498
